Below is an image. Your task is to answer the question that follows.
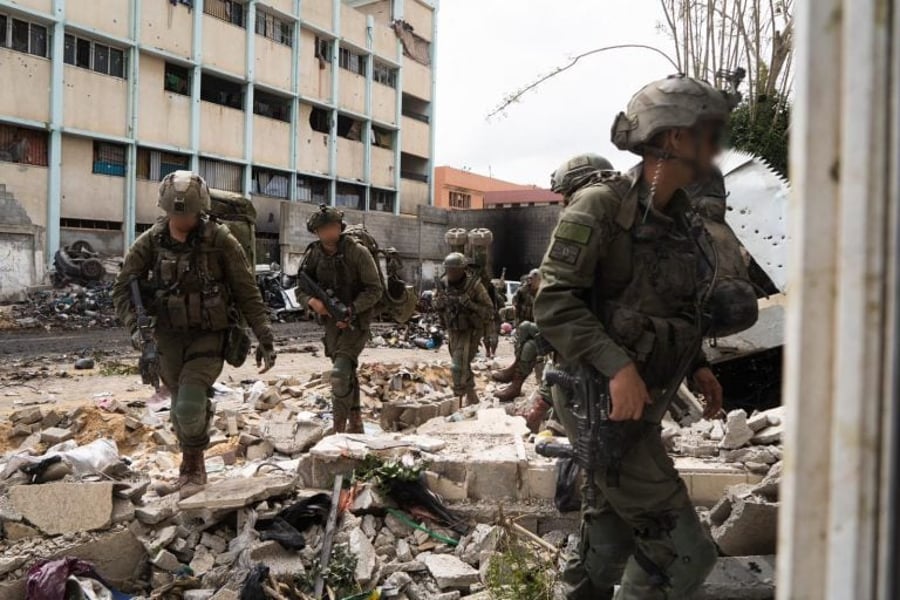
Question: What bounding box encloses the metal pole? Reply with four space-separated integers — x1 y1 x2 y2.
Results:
190 0 204 172
243 0 257 197
46 0 65 264
123 0 142 248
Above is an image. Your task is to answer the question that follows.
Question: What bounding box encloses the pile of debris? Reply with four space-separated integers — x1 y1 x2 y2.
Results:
8 283 119 330
370 314 446 351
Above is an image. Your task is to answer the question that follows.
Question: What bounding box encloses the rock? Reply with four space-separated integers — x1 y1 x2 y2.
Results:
255 388 282 411
712 496 779 556
41 410 63 429
261 420 325 455
721 446 779 465
751 424 783 445
351 483 389 514
746 461 771 474
384 512 414 537
349 527 378 585
200 532 228 554
209 589 240 600
746 412 769 433
0 556 27 577
361 514 379 539
40 427 73 445
384 570 412 591
183 591 215 600
152 525 179 550
11 407 42 425
457 524 500 566
190 546 215 576
74 357 95 370
214 551 237 566
249 541 306 577
135 495 179 525
111 498 136 524
3 521 39 541
396 538 413 562
178 475 296 511
152 549 182 573
709 420 725 441
718 410 754 450
751 461 782 501
18 432 42 451
680 437 720 458
10 482 113 535
245 440 275 461
57 529 148 589
694 555 776 600
421 552 480 589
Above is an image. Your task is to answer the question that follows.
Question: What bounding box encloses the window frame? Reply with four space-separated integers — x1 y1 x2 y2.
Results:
0 15 49 57
63 32 127 79
373 61 397 88
204 0 247 28
92 141 127 177
338 46 366 76
254 8 293 47
164 62 192 96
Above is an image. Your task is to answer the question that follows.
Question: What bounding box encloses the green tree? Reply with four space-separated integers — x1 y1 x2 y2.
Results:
729 93 790 176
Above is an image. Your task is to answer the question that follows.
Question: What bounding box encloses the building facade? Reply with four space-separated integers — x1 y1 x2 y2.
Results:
432 166 534 211
0 0 436 267
483 188 562 208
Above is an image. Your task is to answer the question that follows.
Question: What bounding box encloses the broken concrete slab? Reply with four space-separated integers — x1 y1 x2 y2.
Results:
417 407 529 437
190 546 216 576
135 494 179 525
711 496 778 556
10 407 42 424
55 528 148 589
248 541 306 577
178 475 296 511
718 410 754 450
10 482 113 535
751 424 783 445
349 527 378 584
693 555 776 600
421 552 480 589
261 419 325 455
152 549 183 573
153 429 178 448
39 426 73 445
721 446 779 465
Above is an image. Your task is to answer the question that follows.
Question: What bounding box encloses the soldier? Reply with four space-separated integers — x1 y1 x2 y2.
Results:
297 205 383 434
512 268 541 325
491 320 544 402
433 252 495 406
113 171 276 496
550 153 615 203
535 75 732 599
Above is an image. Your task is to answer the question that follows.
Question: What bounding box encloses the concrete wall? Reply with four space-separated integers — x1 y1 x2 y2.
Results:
138 54 191 148
340 3 368 49
0 49 51 123
202 15 246 76
7 0 51 13
298 103 331 174
336 137 364 180
299 29 332 100
255 37 293 91
60 136 125 221
373 22 397 58
66 0 129 39
0 226 45 302
302 0 333 31
60 227 122 255
250 193 282 235
253 115 291 169
135 179 162 224
402 59 430 101
401 116 429 158
400 179 428 214
142 0 194 59
200 102 244 159
0 163 49 228
338 70 366 114
371 146 395 188
372 82 397 124
267 0 295 16
63 66 128 137
404 0 433 41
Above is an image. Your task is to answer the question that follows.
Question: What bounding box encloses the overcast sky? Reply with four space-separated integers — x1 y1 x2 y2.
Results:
433 0 675 186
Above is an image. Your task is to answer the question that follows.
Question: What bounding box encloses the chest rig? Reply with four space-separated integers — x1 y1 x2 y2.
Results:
150 220 232 332
303 237 364 308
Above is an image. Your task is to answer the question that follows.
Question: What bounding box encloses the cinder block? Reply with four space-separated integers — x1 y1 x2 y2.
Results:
522 461 556 500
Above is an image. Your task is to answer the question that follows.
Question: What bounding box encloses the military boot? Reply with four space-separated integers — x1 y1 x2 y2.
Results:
522 395 552 433
494 372 525 402
347 410 364 434
491 360 518 384
153 449 206 497
465 388 480 406
333 407 349 434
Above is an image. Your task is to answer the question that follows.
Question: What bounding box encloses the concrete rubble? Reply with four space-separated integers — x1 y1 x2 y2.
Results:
0 357 785 599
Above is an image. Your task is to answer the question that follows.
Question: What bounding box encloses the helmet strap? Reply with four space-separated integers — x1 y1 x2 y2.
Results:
643 157 664 223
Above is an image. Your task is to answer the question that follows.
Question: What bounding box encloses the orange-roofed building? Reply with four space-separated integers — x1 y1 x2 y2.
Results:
433 166 538 210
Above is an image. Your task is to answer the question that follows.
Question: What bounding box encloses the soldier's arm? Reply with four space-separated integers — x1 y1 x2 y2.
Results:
467 281 495 321
112 233 153 333
221 234 274 345
432 284 447 311
350 243 384 314
294 250 318 309
533 187 632 378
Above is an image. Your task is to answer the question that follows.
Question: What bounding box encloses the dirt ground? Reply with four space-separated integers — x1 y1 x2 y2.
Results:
0 321 515 415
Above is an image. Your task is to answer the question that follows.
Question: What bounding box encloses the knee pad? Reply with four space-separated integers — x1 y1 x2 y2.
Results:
331 357 354 398
174 384 210 436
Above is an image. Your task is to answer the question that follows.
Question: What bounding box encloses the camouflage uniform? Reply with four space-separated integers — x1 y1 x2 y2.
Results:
535 76 736 599
512 281 536 325
297 233 383 433
433 253 495 405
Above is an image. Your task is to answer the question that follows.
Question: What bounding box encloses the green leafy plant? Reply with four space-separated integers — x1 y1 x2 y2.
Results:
484 529 556 600
296 544 361 598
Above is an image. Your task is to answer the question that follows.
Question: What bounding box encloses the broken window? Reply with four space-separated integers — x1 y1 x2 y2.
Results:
309 107 331 133
252 167 290 199
449 191 471 209
372 126 394 150
164 62 191 95
338 46 366 76
136 148 190 181
336 182 365 210
373 61 397 88
92 141 127 177
0 15 6 48
0 123 48 166
400 153 429 182
314 36 332 63
59 218 122 231
204 0 246 27
370 189 395 212
337 114 362 141
253 89 291 122
255 8 292 46
198 157 243 192
200 72 243 109
63 33 127 78
297 175 330 204
402 94 430 123
391 21 431 66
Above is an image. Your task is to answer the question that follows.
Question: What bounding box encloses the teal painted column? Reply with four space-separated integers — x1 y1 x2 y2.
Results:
124 0 142 248
46 0 65 263
243 0 257 196
288 0 301 202
363 15 374 212
391 0 403 215
328 0 340 206
427 0 439 207
190 0 205 171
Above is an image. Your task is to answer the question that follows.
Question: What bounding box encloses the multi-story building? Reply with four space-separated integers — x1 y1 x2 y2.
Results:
433 166 559 210
0 0 436 267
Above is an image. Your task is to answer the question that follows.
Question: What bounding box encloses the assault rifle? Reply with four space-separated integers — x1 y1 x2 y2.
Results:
129 276 160 391
296 271 354 328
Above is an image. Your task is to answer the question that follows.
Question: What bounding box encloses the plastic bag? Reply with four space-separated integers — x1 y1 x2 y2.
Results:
25 557 130 600
555 458 582 513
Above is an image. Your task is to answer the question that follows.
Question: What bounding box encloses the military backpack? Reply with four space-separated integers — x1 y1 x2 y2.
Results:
209 189 257 268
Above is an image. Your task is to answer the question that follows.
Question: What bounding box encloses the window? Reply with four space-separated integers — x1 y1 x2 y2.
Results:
336 182 364 210
255 9 292 46
253 89 290 122
314 36 332 62
63 34 127 78
402 94 430 123
204 0 246 27
252 167 290 199
373 61 396 88
372 126 394 150
449 191 471 209
164 62 191 95
297 176 330 204
93 141 127 176
337 114 362 141
199 157 243 192
0 15 49 57
60 218 122 231
136 148 190 181
370 189 395 213
0 124 48 166
338 47 366 76
309 107 331 134
200 72 243 109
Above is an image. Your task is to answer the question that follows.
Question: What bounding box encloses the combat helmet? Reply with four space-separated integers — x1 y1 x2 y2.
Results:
550 153 614 196
306 204 346 233
611 74 733 155
443 252 467 270
158 170 211 214
527 268 541 281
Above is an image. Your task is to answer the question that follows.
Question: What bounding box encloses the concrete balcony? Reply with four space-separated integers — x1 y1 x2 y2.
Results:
371 146 395 189
202 15 247 76
402 59 431 101
0 49 50 123
63 66 128 137
400 178 429 214
336 137 364 181
373 83 397 124
253 115 291 169
200 102 245 159
401 115 430 158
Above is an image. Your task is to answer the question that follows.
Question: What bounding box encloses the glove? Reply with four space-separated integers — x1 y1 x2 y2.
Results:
256 342 276 373
130 329 142 351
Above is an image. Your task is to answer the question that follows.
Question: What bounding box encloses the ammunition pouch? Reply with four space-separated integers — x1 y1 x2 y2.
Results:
224 323 252 367
704 277 759 337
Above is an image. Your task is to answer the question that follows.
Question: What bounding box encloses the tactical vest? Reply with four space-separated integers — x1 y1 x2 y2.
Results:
303 236 372 322
149 219 233 332
440 274 484 331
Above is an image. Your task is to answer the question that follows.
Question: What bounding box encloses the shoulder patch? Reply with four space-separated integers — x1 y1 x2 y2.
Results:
555 220 593 245
548 240 582 265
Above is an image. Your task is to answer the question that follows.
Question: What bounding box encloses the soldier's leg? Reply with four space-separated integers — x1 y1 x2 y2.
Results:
517 339 539 379
332 327 369 432
598 429 717 599
448 331 466 396
172 331 226 450
156 333 187 436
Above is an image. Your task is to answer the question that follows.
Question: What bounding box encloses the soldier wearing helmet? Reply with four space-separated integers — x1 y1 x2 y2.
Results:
113 171 275 497
296 204 383 433
535 75 734 599
550 153 615 201
433 252 495 406
511 268 541 326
